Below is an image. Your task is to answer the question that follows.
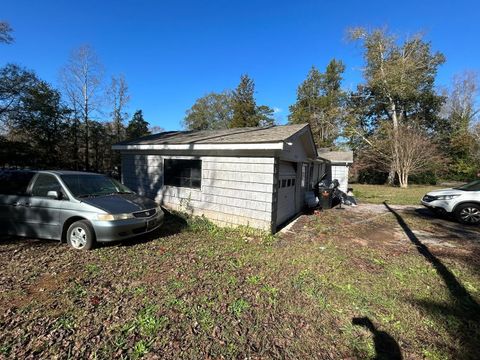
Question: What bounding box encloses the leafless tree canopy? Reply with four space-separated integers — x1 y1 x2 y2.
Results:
358 123 444 187
0 21 14 44
108 74 130 141
441 71 479 130
59 45 104 170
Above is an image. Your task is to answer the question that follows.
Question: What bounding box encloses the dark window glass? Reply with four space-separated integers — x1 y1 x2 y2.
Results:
281 179 287 188
61 175 133 197
164 159 201 189
292 178 296 187
455 180 480 191
31 174 62 197
0 171 35 195
287 179 291 187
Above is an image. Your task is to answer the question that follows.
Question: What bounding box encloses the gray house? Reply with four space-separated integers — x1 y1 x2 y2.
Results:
113 124 323 232
317 150 354 193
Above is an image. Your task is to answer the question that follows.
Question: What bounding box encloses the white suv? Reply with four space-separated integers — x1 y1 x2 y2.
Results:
421 180 480 225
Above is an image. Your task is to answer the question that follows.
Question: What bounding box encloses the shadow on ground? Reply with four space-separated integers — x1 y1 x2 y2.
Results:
112 208 188 248
384 202 480 360
0 235 58 249
352 317 403 360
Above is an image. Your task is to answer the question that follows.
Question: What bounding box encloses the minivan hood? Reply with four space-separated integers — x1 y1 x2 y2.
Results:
80 193 158 214
426 188 464 197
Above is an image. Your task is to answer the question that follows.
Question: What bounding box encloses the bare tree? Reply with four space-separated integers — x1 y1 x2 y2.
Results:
0 21 13 44
149 125 165 134
359 123 443 187
60 45 104 170
441 71 479 132
107 74 129 142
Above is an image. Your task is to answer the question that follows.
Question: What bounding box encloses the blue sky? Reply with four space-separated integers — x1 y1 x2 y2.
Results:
2 0 479 130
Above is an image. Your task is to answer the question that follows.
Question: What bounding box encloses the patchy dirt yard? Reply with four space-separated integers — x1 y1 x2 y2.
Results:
1 205 479 359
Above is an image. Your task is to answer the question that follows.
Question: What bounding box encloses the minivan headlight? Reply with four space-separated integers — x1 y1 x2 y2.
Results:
97 213 134 221
436 195 461 200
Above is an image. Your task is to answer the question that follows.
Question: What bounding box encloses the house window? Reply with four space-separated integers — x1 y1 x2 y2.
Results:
164 159 202 189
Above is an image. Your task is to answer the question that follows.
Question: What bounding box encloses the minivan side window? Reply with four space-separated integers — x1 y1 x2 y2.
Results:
31 174 63 198
0 171 35 195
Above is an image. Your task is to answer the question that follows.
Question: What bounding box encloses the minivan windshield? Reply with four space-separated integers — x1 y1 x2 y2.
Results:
61 174 134 198
454 180 480 191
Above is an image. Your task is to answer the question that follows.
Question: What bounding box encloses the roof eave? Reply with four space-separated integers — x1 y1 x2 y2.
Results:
112 142 285 151
328 160 354 165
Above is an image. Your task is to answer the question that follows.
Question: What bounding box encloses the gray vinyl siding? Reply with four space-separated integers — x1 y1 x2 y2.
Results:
121 154 275 230
330 164 349 193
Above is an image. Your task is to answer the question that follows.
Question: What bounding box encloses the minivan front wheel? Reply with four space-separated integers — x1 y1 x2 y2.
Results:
454 203 480 225
67 220 95 250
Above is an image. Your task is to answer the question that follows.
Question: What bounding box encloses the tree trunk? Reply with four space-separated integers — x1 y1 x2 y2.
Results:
388 102 400 187
84 85 90 171
84 114 89 171
398 170 409 188
387 167 396 186
72 118 79 170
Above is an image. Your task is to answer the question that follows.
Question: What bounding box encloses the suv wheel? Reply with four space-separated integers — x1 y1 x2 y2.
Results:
67 220 96 250
454 203 480 225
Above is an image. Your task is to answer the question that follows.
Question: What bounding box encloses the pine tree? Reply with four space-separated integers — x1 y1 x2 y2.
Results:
126 110 150 140
230 75 259 128
289 59 345 147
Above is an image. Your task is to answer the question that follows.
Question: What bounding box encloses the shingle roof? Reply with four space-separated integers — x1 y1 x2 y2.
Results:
317 150 354 164
117 124 309 145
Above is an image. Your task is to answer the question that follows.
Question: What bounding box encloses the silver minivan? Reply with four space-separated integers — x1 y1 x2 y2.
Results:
0 170 164 250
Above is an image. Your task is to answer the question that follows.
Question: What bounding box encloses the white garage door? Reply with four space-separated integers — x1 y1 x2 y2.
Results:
277 161 297 226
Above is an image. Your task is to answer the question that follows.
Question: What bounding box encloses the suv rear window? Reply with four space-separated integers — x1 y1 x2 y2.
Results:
0 171 35 195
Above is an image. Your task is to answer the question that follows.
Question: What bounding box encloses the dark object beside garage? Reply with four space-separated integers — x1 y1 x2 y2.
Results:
318 188 334 209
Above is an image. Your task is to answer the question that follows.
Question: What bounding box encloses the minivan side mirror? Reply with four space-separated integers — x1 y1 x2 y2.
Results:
47 190 62 200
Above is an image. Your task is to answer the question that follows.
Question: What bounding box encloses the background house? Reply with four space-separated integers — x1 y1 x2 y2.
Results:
317 150 354 192
113 124 325 232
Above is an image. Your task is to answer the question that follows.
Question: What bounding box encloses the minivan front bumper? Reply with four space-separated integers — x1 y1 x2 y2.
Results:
92 211 164 242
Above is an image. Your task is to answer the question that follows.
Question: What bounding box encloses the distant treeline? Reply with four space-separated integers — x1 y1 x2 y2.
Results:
0 26 155 173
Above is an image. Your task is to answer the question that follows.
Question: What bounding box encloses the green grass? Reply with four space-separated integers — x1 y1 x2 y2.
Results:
0 210 478 359
353 183 445 205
